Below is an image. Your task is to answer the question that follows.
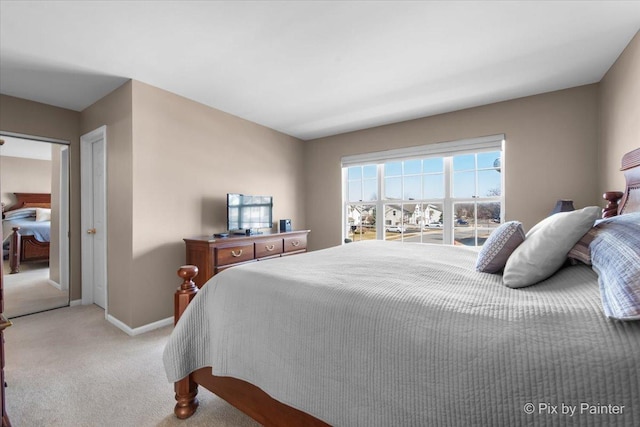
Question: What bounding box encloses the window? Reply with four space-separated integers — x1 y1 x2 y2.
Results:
342 135 504 246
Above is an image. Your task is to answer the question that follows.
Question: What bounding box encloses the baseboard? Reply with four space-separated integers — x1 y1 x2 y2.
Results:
107 314 173 336
47 279 62 290
69 299 82 306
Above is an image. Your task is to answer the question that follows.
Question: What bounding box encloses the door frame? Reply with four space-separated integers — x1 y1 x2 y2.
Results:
0 130 71 300
80 126 107 312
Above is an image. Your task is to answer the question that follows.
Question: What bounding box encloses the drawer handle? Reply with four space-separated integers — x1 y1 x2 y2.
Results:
291 241 300 247
265 244 275 251
231 249 243 257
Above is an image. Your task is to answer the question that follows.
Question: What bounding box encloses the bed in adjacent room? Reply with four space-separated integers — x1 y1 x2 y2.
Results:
164 148 640 426
2 193 51 274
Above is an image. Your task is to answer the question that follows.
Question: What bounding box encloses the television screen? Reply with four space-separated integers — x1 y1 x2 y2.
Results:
227 193 273 231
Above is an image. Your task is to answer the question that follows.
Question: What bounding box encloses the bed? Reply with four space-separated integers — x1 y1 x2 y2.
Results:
2 193 51 274
164 148 640 426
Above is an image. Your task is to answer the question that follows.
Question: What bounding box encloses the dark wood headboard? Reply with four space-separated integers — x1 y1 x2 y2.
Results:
2 193 51 214
603 147 640 217
618 147 640 215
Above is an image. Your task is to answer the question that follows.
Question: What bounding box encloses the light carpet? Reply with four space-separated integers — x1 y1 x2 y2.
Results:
4 304 260 427
3 260 68 318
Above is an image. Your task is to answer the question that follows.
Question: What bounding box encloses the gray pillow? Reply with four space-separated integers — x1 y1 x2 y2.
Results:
503 206 600 288
475 221 525 273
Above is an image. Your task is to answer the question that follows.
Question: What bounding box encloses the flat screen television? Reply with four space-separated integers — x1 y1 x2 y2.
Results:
227 193 273 233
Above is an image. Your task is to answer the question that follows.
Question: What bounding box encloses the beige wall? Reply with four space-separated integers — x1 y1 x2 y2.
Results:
0 156 52 206
81 80 306 328
0 95 81 300
129 81 306 327
305 85 600 251
599 31 640 196
80 81 134 325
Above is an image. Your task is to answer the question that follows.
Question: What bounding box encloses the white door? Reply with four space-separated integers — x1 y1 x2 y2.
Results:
81 126 107 309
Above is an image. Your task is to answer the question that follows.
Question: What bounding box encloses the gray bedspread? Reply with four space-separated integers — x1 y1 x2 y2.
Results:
163 241 640 426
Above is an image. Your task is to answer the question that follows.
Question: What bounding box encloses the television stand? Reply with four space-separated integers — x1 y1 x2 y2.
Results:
183 230 311 287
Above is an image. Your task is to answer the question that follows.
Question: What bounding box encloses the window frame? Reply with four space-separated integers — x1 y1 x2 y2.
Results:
342 134 505 245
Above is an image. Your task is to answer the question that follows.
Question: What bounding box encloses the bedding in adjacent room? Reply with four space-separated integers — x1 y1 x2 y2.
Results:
2 209 51 251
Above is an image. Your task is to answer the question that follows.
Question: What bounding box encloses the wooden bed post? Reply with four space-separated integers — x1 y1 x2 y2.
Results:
9 227 21 274
173 265 200 419
602 191 624 218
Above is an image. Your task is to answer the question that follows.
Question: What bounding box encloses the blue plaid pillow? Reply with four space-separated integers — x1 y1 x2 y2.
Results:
590 212 640 321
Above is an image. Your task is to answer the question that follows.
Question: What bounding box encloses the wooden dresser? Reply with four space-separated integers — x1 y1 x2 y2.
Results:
184 230 310 288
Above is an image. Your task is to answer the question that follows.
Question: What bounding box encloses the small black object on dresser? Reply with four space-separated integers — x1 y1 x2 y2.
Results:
279 219 292 232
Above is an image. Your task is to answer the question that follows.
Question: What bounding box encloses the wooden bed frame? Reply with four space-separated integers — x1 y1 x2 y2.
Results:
171 147 640 426
2 193 51 274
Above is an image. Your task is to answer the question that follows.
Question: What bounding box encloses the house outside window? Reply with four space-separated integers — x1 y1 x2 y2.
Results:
342 135 504 246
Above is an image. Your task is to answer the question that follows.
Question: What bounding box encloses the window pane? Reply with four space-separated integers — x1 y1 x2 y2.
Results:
384 176 402 199
403 175 421 200
384 203 421 242
422 203 444 244
453 154 475 171
385 162 402 177
348 181 361 202
363 178 377 201
423 157 443 173
454 202 475 246
478 169 501 197
363 164 377 179
348 166 362 180
384 203 403 237
477 151 501 170
423 174 444 199
346 205 377 242
477 202 501 245
453 170 475 198
477 202 501 226
404 159 421 175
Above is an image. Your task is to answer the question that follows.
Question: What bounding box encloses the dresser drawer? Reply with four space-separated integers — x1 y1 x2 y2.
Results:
255 238 284 258
215 243 255 266
284 234 307 253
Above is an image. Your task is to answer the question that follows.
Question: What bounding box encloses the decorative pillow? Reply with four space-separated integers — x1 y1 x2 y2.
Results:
503 206 600 288
567 218 608 265
567 228 598 265
590 212 640 321
35 207 51 222
3 207 37 220
475 221 525 273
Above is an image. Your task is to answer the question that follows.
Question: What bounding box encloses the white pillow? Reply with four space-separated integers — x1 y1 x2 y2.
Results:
503 206 601 288
35 207 51 222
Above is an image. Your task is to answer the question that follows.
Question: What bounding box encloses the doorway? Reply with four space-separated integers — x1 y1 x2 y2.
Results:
0 133 70 318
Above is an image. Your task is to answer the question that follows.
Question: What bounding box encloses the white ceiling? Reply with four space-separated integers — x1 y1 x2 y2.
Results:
1 1 639 141
0 135 54 161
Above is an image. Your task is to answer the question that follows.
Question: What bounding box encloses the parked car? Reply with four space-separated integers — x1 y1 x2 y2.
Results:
456 218 469 225
425 222 443 228
386 225 406 233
